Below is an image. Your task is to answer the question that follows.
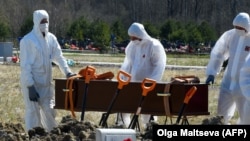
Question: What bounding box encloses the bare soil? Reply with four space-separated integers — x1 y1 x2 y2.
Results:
0 115 225 141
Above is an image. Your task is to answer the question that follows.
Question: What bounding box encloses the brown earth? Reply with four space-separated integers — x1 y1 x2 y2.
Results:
0 115 224 141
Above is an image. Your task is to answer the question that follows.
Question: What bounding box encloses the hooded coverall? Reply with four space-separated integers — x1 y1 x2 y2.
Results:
20 10 73 132
117 22 167 127
206 12 250 124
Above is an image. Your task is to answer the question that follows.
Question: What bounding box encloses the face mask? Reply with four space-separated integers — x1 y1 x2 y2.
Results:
39 23 49 33
235 29 247 36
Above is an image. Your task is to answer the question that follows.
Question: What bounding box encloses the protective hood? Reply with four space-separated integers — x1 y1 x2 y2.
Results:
33 10 49 36
233 12 250 32
128 22 151 40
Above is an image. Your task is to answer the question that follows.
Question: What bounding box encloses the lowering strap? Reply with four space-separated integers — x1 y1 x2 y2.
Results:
64 65 115 118
171 75 200 83
65 75 82 118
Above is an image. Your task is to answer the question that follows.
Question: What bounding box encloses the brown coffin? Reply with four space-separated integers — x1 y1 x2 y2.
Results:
54 78 209 116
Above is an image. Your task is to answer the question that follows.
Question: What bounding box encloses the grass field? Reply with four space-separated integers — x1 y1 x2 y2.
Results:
0 53 237 130
63 52 210 66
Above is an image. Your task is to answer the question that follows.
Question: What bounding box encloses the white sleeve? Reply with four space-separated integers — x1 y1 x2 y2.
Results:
206 31 230 76
51 35 72 76
148 40 166 81
20 39 35 86
240 54 250 101
120 43 132 73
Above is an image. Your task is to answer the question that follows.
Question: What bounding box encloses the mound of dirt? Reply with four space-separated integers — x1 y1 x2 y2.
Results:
0 116 224 141
0 122 28 140
0 115 154 141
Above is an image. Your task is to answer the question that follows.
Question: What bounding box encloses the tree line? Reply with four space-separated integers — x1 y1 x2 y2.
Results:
1 16 217 51
0 0 250 50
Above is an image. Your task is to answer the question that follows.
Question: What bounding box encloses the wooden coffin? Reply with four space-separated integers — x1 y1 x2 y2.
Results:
54 78 209 116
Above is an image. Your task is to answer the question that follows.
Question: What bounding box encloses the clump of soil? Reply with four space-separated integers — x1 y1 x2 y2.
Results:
0 122 28 141
201 116 224 125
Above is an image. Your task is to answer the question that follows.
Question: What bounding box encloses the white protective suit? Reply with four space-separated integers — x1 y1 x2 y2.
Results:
117 22 167 127
206 12 250 124
20 10 73 132
239 50 250 124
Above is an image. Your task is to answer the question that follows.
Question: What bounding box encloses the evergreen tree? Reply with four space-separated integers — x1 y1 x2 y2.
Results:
89 20 110 53
67 17 90 41
0 21 11 41
19 17 33 37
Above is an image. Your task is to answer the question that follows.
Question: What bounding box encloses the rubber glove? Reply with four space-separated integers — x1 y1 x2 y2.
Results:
28 85 39 102
66 72 76 78
205 75 215 84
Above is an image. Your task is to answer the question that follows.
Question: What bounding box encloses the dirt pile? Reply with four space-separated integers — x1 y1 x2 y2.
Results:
0 116 223 141
0 115 153 141
0 122 28 141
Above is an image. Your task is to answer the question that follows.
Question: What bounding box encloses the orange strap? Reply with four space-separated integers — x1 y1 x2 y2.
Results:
65 74 82 118
65 78 70 110
64 65 113 118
